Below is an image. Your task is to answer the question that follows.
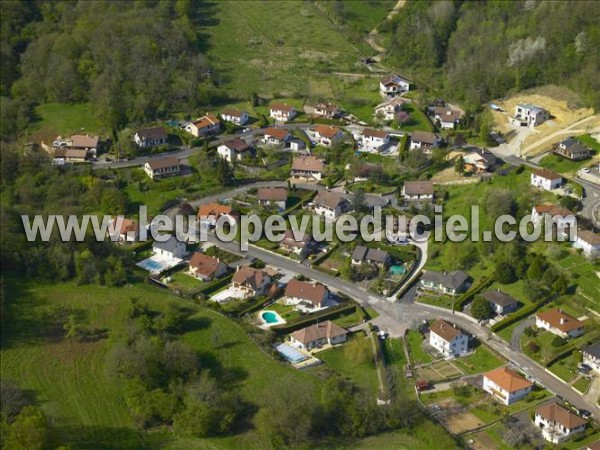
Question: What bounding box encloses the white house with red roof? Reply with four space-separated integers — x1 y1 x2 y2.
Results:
220 108 249 126
573 230 600 259
531 169 563 191
535 309 585 339
361 128 389 152
284 279 328 309
188 252 227 281
185 115 220 137
379 74 410 97
269 103 296 122
306 125 344 148
534 401 587 444
483 366 534 405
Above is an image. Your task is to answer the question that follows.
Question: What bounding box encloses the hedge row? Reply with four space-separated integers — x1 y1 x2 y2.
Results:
455 276 494 311
311 243 339 267
186 273 234 298
281 190 318 217
270 303 357 335
370 329 390 403
491 300 547 332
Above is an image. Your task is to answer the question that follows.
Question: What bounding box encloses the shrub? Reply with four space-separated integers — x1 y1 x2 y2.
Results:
552 336 567 347
527 341 540 353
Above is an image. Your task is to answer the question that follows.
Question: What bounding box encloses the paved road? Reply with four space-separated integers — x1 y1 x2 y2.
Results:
510 317 534 352
92 123 312 171
205 235 599 421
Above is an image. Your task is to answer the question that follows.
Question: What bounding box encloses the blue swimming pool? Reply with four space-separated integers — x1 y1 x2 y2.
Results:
262 311 279 324
137 258 169 273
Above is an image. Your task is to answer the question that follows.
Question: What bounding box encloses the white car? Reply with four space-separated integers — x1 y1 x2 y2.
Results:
582 168 590 173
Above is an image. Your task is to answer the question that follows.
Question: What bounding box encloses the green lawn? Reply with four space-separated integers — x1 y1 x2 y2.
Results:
32 102 107 138
1 280 323 449
317 336 379 397
453 345 504 375
169 270 203 291
538 153 592 174
202 1 362 98
341 1 397 35
573 376 592 393
547 350 581 382
406 330 433 366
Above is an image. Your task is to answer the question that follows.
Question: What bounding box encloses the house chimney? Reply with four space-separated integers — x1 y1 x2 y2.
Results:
560 318 566 325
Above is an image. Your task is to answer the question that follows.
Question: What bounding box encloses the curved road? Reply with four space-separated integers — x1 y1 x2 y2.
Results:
202 234 599 422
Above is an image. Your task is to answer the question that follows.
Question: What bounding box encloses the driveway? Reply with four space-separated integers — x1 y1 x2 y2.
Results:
510 317 534 352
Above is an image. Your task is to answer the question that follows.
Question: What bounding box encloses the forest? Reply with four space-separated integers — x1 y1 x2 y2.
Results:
382 0 600 111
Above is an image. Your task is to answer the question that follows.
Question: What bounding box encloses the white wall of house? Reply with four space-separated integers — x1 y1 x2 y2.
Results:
573 237 600 258
535 317 584 339
221 112 248 125
483 377 532 405
429 332 469 358
534 414 586 444
531 174 562 190
361 134 389 151
269 109 296 122
583 352 600 372
153 243 186 259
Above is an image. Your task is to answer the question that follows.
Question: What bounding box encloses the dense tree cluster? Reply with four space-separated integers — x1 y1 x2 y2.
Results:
1 0 212 138
386 1 600 111
0 144 129 284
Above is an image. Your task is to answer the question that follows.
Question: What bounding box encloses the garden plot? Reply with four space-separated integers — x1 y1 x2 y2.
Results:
417 360 464 384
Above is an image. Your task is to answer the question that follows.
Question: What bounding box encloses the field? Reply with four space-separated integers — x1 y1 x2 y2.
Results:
0 280 322 449
31 102 108 143
201 1 364 98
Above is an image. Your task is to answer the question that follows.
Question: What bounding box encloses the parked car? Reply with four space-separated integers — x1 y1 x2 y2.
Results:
582 168 590 173
578 363 592 371
577 409 592 419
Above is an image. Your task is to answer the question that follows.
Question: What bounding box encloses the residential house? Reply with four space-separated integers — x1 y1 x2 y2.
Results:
573 230 600 258
231 266 271 298
534 401 587 444
531 168 563 191
514 104 549 127
284 279 328 309
279 230 315 256
197 203 238 227
428 319 469 358
554 137 591 161
409 131 440 153
351 246 390 268
374 97 408 121
291 155 324 181
68 134 100 157
269 103 296 122
185 115 220 137
420 270 470 296
480 290 519 315
289 321 347 350
531 205 575 234
361 128 390 152
582 342 600 372
262 127 291 146
402 180 434 202
463 148 498 173
307 124 344 148
313 191 350 220
379 74 410 97
53 148 89 163
188 252 227 281
134 127 168 148
220 108 249 126
257 187 288 211
428 106 463 129
304 102 341 119
535 309 585 339
153 236 187 259
217 138 253 162
111 218 139 243
144 156 181 180
483 366 534 405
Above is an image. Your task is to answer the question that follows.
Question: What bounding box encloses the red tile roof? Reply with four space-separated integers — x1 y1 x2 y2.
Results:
536 309 584 333
533 168 562 181
313 124 342 139
257 187 288 202
291 320 347 345
484 367 533 393
536 402 587 430
189 253 223 278
284 279 327 305
264 127 290 141
291 155 324 173
429 319 463 342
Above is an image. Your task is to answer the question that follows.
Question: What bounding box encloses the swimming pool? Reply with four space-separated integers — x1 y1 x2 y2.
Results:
262 312 279 323
259 310 285 327
137 257 172 274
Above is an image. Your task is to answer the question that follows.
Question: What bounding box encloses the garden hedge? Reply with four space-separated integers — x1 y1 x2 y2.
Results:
270 302 357 334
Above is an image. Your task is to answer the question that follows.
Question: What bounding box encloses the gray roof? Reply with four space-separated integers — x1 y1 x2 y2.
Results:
352 245 389 263
583 342 600 359
153 235 184 252
481 290 518 307
137 126 167 140
422 270 469 290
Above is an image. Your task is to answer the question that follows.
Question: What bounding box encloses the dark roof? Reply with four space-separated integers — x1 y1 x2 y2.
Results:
147 156 180 170
481 290 518 307
411 131 438 145
153 235 184 252
430 319 463 342
314 191 348 210
352 245 389 263
422 270 469 290
532 168 562 181
223 138 252 152
583 342 600 359
136 126 167 140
